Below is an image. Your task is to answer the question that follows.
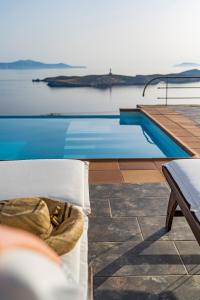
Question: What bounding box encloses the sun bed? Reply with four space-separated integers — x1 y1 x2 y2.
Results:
0 159 92 300
162 159 200 245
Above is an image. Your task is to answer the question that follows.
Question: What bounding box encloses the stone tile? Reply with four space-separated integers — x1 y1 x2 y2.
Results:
89 170 123 184
94 275 200 300
175 241 200 275
170 118 194 125
89 217 140 242
91 199 111 217
187 128 200 137
119 161 156 170
110 197 168 217
100 183 170 200
89 239 142 271
138 216 168 241
170 275 200 300
89 161 119 170
89 242 122 264
143 109 162 115
122 170 165 183
177 118 196 124
138 216 195 241
150 116 171 123
90 240 186 277
169 129 191 137
90 183 170 198
167 116 190 122
89 184 114 200
154 160 171 172
181 124 198 129
157 108 178 114
185 142 200 149
179 136 200 143
161 124 181 129
192 151 200 157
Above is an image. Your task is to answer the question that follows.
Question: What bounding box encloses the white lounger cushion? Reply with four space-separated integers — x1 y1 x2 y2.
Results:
0 249 82 300
0 159 90 214
0 159 90 300
61 218 88 299
165 159 200 221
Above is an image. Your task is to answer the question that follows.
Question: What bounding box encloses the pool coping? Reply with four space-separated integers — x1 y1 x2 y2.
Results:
138 105 199 158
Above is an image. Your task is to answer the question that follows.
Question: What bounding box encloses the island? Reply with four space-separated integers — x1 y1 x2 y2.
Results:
174 62 200 68
33 69 200 89
0 59 86 70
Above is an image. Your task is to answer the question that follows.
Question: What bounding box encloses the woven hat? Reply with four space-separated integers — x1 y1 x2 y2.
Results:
0 197 84 256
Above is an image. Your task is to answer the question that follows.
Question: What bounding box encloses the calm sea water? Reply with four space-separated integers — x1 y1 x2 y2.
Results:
0 68 200 115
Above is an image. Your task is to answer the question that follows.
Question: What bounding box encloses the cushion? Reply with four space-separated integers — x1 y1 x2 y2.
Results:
0 159 90 299
165 159 200 221
0 249 82 300
0 159 90 214
61 217 88 299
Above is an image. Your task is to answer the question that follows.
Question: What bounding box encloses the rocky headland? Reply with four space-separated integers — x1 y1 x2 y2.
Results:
33 69 200 88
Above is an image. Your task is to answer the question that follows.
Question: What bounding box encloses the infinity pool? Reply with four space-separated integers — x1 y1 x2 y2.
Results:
0 112 190 160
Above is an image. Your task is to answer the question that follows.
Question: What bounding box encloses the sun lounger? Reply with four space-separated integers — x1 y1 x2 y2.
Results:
162 159 200 245
0 159 91 300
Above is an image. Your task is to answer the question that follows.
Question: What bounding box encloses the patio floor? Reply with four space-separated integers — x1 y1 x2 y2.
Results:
89 183 200 300
89 159 169 185
88 106 200 300
169 105 200 126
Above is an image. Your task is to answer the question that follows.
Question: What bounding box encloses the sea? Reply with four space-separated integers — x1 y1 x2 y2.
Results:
0 67 200 116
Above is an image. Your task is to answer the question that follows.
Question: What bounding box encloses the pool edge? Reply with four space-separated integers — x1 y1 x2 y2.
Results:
138 106 198 158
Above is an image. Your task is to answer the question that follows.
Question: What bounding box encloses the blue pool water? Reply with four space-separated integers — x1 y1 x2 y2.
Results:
0 112 190 160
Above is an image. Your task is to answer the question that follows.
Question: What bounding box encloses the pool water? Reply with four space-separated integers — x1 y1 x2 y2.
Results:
0 112 190 160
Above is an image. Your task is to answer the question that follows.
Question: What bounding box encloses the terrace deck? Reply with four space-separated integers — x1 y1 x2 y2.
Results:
89 105 200 299
89 159 168 184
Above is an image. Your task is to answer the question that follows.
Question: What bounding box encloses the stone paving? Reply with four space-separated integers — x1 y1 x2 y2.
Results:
140 106 200 157
169 105 200 126
88 106 200 299
89 159 168 184
89 183 200 300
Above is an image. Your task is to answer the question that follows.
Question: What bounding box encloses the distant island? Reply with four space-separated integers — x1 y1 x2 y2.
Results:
0 59 86 70
174 62 200 68
33 69 200 89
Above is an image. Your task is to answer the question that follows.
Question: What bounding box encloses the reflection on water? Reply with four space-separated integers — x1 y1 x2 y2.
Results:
0 114 190 159
0 69 200 115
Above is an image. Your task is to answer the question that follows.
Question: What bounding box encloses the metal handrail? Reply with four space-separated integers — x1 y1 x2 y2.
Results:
142 76 200 105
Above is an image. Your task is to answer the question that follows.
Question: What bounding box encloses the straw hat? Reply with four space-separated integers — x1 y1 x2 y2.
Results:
0 197 84 256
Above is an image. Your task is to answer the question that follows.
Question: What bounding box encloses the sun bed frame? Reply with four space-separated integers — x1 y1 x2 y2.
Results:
162 165 200 245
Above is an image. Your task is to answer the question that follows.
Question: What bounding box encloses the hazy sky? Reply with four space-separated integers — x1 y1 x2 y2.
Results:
1 0 200 74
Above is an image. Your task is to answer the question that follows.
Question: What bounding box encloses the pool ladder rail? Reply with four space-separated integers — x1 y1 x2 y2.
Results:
142 76 200 105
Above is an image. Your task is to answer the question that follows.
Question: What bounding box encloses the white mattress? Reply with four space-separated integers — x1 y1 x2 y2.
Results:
165 159 200 221
0 249 83 300
61 217 88 299
0 159 90 300
0 159 90 214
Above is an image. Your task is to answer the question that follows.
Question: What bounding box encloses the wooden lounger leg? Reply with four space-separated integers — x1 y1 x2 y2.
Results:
166 191 178 231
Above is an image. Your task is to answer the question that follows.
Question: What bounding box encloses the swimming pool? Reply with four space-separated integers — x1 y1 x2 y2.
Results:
0 111 190 160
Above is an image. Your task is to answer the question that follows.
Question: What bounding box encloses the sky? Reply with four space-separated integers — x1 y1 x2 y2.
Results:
1 0 200 74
